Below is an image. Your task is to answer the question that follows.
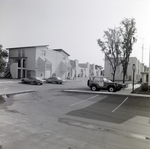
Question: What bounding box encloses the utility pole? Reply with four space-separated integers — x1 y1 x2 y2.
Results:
142 44 144 63
140 38 145 64
148 46 150 89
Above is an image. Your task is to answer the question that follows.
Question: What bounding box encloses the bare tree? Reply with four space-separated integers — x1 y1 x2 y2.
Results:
0 45 8 73
97 28 122 82
120 18 137 83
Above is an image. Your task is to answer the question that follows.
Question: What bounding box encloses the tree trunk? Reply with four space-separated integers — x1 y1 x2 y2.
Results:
122 70 126 83
123 74 125 83
112 70 116 82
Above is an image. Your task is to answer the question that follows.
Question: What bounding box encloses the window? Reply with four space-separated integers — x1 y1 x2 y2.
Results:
18 60 21 67
23 59 26 68
94 77 100 82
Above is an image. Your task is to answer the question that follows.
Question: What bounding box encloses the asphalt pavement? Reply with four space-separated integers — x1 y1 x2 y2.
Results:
0 78 146 97
0 88 150 149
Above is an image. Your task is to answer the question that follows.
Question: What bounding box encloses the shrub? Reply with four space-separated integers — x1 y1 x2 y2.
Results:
141 83 148 91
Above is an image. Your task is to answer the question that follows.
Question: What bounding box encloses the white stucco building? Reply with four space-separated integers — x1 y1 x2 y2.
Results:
78 62 90 78
104 57 144 82
7 45 71 79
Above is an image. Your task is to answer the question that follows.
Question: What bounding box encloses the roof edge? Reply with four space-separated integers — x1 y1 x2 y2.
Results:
7 45 49 50
53 49 70 56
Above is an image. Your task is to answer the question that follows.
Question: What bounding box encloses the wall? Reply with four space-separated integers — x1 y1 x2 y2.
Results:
78 62 90 78
9 48 36 78
35 46 48 77
104 57 143 82
10 63 18 78
9 49 18 57
46 49 71 79
24 48 36 70
70 59 79 79
9 48 36 71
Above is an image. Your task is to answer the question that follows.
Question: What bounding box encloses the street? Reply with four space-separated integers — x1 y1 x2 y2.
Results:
0 80 150 149
0 79 88 95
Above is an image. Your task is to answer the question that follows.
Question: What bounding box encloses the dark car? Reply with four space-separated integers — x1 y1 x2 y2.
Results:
21 76 45 85
87 76 125 92
46 76 63 84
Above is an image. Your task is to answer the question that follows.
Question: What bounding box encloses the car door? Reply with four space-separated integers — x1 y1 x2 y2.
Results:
48 77 54 83
94 77 104 87
29 77 35 83
26 77 31 83
52 77 56 83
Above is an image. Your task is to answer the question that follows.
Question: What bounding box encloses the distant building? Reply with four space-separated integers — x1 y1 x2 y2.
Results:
104 57 144 82
79 62 90 77
70 59 79 79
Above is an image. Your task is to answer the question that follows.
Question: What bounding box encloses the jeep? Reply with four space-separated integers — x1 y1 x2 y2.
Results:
87 76 124 92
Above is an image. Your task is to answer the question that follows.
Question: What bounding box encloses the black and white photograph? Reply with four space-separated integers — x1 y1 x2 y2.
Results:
0 0 150 149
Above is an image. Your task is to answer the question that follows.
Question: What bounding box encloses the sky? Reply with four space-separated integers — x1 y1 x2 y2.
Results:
0 0 150 67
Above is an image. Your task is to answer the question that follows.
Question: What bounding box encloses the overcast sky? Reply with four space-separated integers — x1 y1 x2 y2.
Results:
0 0 150 67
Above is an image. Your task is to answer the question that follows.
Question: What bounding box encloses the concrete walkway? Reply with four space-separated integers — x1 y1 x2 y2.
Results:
64 84 150 98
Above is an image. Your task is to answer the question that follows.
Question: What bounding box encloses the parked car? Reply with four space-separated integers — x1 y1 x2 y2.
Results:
46 76 63 84
87 76 125 92
21 76 45 85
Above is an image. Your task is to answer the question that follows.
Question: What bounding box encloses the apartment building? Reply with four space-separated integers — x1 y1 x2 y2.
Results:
7 45 71 79
70 59 79 79
7 45 103 80
78 62 90 77
104 57 144 82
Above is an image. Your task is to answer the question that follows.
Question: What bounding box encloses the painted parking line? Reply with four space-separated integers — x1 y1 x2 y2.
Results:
69 95 99 107
112 97 128 113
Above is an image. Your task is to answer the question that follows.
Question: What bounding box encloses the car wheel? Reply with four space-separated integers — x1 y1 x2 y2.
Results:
108 86 115 92
40 83 43 85
33 81 37 85
91 85 97 91
22 80 25 83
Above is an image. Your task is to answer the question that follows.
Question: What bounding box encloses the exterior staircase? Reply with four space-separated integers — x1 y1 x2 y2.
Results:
4 64 12 78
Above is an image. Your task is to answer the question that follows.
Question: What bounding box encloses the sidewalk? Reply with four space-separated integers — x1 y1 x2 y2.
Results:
0 78 20 83
119 83 141 94
64 83 150 98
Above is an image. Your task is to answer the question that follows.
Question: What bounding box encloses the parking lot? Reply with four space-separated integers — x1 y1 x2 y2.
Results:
0 78 88 95
0 82 150 149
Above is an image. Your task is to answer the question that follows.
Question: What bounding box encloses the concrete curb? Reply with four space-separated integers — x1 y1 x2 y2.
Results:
0 90 35 96
63 90 150 98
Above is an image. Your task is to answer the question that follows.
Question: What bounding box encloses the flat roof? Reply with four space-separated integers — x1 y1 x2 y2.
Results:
7 45 49 50
53 49 70 56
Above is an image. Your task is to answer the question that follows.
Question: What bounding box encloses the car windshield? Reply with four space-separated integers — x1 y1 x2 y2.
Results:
103 78 112 82
30 76 35 79
35 77 42 80
56 77 61 80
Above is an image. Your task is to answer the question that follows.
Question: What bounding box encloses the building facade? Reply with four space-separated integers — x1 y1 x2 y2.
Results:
7 45 71 79
104 57 144 82
7 45 103 79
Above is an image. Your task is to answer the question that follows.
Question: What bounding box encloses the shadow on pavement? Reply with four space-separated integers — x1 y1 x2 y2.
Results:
66 95 150 124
